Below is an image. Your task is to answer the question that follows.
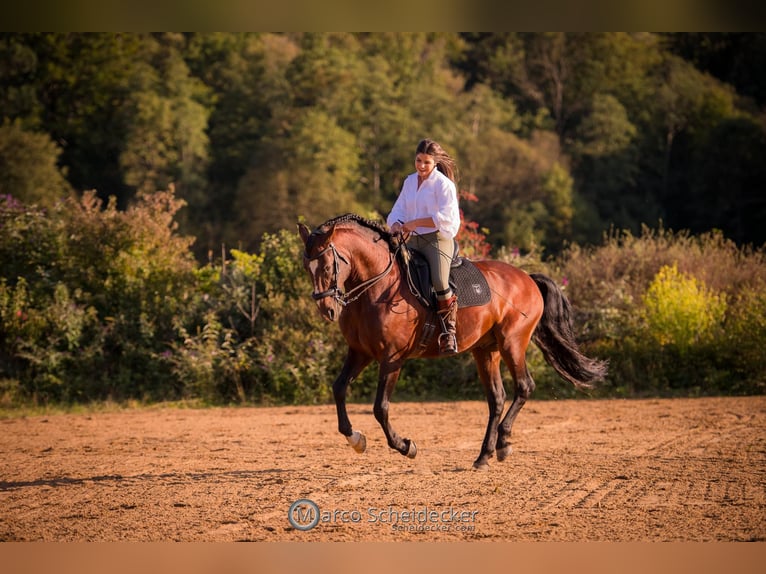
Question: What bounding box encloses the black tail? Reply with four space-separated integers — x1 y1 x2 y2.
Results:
530 273 608 390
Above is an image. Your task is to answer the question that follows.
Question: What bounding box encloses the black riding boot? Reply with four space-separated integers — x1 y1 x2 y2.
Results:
437 295 458 354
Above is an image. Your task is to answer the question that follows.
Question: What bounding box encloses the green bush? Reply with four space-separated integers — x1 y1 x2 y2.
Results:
2 189 763 407
0 190 200 403
719 283 766 394
167 229 356 405
559 226 765 396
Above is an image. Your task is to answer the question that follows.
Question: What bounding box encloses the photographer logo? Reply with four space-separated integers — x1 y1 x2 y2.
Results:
288 498 320 531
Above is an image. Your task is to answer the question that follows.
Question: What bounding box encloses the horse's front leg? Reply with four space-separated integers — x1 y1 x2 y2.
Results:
373 361 417 458
333 348 373 453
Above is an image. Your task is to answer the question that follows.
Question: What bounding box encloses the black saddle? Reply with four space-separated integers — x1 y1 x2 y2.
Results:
400 242 491 310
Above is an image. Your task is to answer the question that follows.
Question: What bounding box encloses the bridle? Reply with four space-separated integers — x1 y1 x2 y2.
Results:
304 240 398 307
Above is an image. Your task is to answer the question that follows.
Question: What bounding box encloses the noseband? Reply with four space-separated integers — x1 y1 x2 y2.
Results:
304 240 398 307
305 242 349 303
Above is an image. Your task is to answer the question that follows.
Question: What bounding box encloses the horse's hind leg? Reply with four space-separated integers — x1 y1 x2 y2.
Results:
334 348 373 453
496 337 536 462
373 361 417 458
471 347 506 470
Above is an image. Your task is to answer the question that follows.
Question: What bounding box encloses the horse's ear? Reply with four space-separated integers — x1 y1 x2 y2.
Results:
298 223 312 245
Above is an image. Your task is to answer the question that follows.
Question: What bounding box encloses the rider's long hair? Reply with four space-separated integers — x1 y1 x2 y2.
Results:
416 139 459 184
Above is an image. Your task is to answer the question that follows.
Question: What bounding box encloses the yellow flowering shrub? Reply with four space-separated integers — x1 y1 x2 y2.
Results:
642 264 727 350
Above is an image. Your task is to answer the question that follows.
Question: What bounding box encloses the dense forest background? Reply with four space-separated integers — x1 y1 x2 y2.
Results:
1 33 765 406
3 32 766 254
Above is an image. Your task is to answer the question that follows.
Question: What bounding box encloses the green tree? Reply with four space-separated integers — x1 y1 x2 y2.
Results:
453 82 522 198
689 117 766 245
183 33 295 255
0 121 72 206
3 32 766 258
458 127 574 252
12 33 149 203
0 34 42 125
570 93 649 240
457 33 665 246
645 54 747 239
664 32 766 107
458 34 659 137
120 35 210 213
233 108 363 246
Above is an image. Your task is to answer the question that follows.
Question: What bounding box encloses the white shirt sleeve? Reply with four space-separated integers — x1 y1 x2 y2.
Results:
386 175 413 228
431 173 461 238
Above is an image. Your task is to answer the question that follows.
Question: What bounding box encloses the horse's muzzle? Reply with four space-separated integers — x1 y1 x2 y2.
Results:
316 300 341 322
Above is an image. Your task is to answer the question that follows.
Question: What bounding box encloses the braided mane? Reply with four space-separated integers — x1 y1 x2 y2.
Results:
312 213 394 249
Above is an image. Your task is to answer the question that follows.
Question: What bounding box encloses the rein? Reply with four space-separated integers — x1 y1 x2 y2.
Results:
305 241 399 307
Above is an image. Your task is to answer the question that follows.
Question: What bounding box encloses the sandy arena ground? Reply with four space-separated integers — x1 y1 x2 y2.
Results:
1 396 764 541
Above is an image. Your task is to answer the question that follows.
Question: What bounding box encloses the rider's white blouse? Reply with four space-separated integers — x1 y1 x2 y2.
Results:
386 169 460 238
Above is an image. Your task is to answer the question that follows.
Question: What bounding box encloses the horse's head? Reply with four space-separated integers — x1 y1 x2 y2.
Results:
298 221 351 322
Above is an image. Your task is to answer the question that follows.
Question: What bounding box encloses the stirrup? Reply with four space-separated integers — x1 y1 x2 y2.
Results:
438 332 458 354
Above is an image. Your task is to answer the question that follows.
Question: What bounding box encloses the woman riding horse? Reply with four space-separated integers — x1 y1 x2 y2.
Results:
387 138 460 354
299 214 607 470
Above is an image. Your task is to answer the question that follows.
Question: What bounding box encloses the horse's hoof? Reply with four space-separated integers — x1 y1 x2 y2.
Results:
347 430 366 454
472 460 490 471
405 439 417 459
496 445 513 462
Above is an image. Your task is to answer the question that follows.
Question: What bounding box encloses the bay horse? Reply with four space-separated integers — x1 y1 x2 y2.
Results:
298 214 607 470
